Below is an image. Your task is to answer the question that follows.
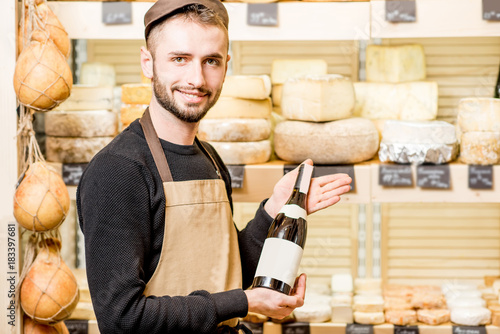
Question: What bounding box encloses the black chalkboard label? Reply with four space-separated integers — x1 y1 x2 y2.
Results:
416 165 450 189
65 320 89 334
469 165 493 189
247 3 278 26
102 2 132 25
284 164 355 191
386 0 417 22
379 164 413 187
240 321 264 334
452 326 487 334
483 0 500 21
282 322 310 334
227 165 245 189
346 323 374 334
62 163 88 186
394 325 419 334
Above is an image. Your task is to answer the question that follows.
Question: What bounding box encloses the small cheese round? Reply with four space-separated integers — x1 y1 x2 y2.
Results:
293 303 331 323
45 110 118 137
353 311 385 325
209 140 271 165
450 307 491 326
274 118 379 164
197 118 271 142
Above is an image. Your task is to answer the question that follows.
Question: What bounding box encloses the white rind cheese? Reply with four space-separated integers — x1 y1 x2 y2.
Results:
274 118 379 164
381 120 458 145
281 74 355 122
460 132 500 165
45 110 118 137
220 75 271 100
353 296 385 312
55 85 114 111
353 81 438 121
209 140 271 165
366 44 426 83
46 136 113 163
353 311 385 325
458 98 500 133
450 307 491 326
205 97 272 119
121 104 148 128
121 83 152 105
80 62 116 87
197 118 271 142
293 303 332 323
331 274 354 293
271 59 328 84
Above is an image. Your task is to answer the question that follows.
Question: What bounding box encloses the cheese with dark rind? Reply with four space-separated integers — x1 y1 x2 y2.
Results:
46 136 113 163
45 110 118 137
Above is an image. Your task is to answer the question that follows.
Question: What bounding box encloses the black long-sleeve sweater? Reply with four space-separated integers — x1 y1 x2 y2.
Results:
76 119 273 333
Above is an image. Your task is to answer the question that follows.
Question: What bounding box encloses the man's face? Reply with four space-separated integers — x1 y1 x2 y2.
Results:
151 18 229 123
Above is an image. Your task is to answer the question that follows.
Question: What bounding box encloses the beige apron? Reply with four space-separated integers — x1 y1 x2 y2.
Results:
139 109 242 328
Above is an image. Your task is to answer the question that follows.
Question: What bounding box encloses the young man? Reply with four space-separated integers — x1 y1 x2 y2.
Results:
77 0 352 332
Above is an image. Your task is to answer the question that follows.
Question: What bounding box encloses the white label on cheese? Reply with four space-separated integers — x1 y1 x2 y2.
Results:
278 204 307 220
254 238 303 287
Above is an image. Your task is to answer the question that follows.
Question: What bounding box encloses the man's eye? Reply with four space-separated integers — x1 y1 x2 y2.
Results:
207 59 219 66
173 57 184 63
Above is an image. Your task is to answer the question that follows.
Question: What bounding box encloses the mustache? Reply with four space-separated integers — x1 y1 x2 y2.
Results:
172 85 211 95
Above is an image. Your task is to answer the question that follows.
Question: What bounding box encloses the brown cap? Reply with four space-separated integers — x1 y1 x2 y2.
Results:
144 0 229 39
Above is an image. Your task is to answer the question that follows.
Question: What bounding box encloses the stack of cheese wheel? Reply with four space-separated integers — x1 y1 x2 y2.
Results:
442 282 491 326
483 277 500 326
120 83 151 130
199 75 273 165
352 278 385 325
330 274 354 323
45 85 117 164
457 98 500 165
270 59 328 112
274 63 379 164
354 44 438 137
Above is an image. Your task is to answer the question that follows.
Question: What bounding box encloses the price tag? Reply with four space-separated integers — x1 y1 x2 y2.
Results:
247 3 278 26
469 165 493 189
452 326 487 334
483 0 500 21
346 324 374 334
394 325 419 334
227 165 245 189
64 320 88 334
102 2 132 25
379 164 413 187
385 0 417 22
240 321 263 334
62 163 88 186
284 165 355 191
416 165 450 189
281 322 310 334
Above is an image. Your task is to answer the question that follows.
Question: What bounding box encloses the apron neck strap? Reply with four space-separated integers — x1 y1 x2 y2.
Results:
139 107 222 182
140 107 173 182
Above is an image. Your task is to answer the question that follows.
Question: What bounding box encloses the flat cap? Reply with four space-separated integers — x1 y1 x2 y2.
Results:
144 0 229 39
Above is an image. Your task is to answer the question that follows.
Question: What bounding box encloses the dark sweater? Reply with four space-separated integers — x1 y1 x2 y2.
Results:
76 119 273 333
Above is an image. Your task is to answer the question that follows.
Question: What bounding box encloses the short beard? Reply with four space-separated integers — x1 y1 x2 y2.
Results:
152 67 221 123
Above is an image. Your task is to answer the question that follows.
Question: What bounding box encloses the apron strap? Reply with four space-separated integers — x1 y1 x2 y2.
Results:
139 107 173 182
196 137 222 179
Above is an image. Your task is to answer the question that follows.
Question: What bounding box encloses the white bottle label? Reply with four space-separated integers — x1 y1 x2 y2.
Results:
299 164 314 194
254 238 304 287
278 204 307 220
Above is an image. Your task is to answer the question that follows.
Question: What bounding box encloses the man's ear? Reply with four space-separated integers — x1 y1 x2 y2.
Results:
141 46 153 79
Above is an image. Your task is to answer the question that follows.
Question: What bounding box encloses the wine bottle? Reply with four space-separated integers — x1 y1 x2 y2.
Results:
252 163 314 295
495 62 500 99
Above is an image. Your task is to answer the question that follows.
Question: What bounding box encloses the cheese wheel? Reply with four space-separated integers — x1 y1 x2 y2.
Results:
209 140 271 165
274 118 379 164
121 104 148 127
197 118 271 142
272 84 283 107
383 284 414 302
385 310 417 325
353 296 384 312
46 136 113 163
411 292 446 309
353 311 385 325
331 305 353 323
206 97 272 119
121 83 152 104
80 62 116 87
460 132 500 165
293 303 331 323
271 59 328 84
44 110 118 137
417 309 451 325
331 274 353 293
281 74 355 122
448 297 486 310
331 293 353 306
353 81 438 121
384 297 413 311
451 307 491 326
221 75 271 100
54 85 114 111
458 98 500 133
366 44 426 83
